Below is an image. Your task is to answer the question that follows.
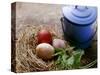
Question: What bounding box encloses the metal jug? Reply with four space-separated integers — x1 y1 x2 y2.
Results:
61 5 97 48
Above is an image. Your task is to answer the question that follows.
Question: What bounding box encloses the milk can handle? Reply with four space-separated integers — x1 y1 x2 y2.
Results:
60 17 66 34
75 5 78 9
75 5 88 9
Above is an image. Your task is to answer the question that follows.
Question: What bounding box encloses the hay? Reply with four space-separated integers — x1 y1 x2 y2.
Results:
14 24 63 72
12 24 97 72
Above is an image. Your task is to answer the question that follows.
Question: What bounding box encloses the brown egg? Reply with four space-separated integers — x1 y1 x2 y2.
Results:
36 43 54 60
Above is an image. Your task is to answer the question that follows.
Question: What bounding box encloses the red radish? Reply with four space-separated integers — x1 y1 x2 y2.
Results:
37 29 52 44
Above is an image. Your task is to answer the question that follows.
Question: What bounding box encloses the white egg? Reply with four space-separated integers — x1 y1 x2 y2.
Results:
53 39 66 49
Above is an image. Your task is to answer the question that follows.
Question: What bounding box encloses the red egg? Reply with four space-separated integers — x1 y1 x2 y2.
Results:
37 29 52 44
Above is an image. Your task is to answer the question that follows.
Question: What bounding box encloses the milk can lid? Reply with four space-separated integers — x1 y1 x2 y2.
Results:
62 5 97 25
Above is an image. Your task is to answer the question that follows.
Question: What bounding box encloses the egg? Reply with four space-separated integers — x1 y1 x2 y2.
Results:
36 43 54 60
37 29 52 44
53 39 66 49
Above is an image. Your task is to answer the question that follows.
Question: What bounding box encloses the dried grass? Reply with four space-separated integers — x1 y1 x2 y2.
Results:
14 24 63 72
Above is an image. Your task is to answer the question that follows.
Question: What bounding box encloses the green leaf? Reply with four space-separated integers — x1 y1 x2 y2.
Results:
65 47 74 51
53 52 62 56
72 50 84 68
55 48 64 52
62 54 69 63
55 56 61 65
66 55 74 65
54 47 85 70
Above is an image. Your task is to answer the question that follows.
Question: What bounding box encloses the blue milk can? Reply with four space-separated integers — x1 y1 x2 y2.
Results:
61 5 97 49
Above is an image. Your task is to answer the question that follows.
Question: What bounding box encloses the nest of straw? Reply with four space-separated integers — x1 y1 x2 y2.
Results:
13 24 63 73
12 24 97 72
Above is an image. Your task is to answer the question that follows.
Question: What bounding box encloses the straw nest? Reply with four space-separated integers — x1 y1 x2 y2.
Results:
15 24 63 72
